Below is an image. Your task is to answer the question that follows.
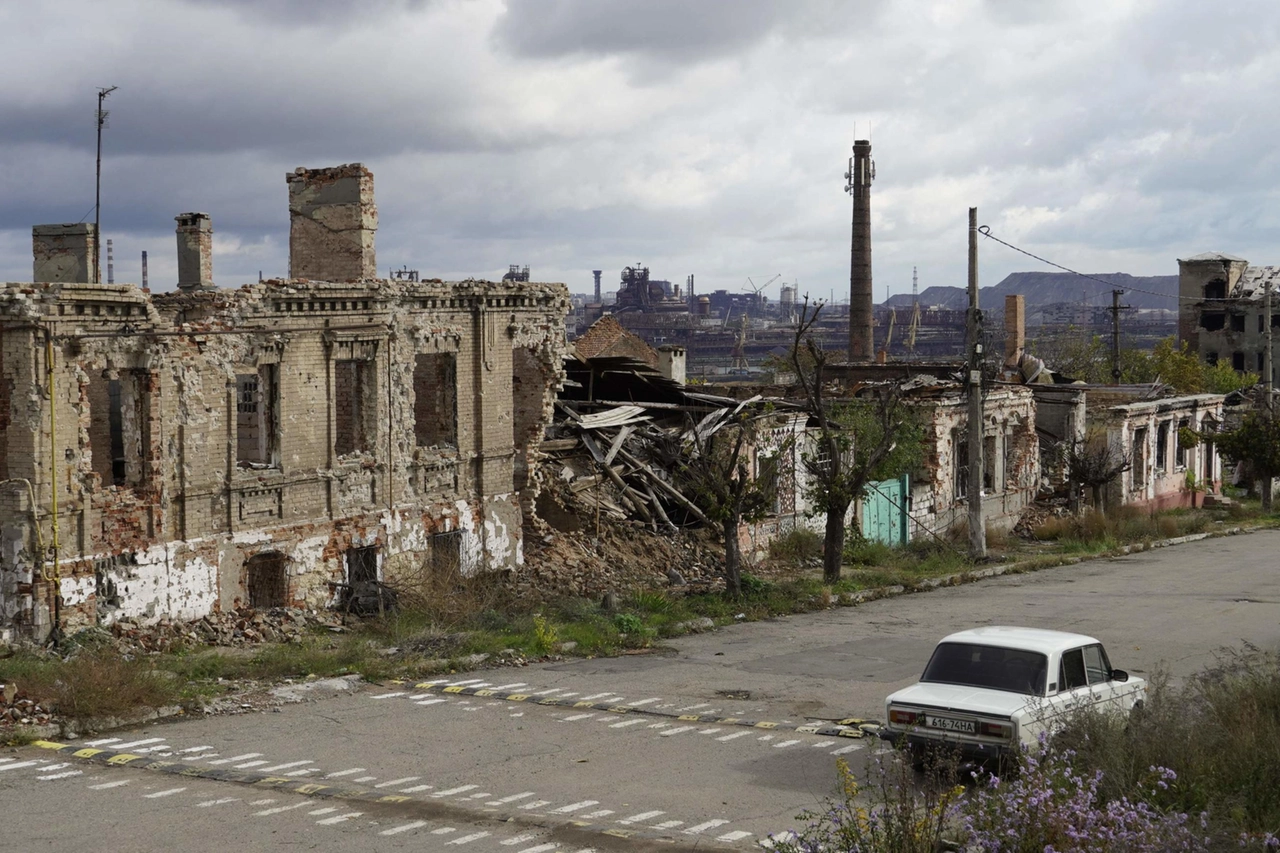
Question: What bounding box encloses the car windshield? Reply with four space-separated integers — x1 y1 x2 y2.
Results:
921 642 1048 696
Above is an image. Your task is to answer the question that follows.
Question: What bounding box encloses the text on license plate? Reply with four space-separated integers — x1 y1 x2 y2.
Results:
926 716 975 733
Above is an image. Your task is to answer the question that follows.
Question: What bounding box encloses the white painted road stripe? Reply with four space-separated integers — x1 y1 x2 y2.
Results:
660 726 696 736
492 683 527 690
284 768 320 777
370 691 408 699
531 688 565 695
676 703 711 712
353 776 377 783
256 802 309 816
562 713 595 721
144 787 187 798
83 738 122 747
618 810 664 824
685 819 731 834
718 830 754 842
517 844 560 853
0 758 14 764
521 800 552 810
774 739 801 748
111 738 166 750
432 828 457 835
416 699 449 706
445 678 486 686
38 763 71 772
208 752 262 765
324 768 366 778
832 744 865 755
449 832 491 845
811 741 836 748
698 729 721 735
89 780 132 790
375 776 421 788
196 797 240 807
500 832 540 846
234 760 268 769
308 807 338 815
578 692 614 701
433 784 479 797
489 791 536 805
758 735 775 741
250 799 276 806
381 820 429 836
177 745 215 753
0 762 40 773
258 760 314 772
653 820 684 829
609 719 644 729
39 771 83 781
625 698 662 707
400 784 433 793
582 809 615 818
551 800 599 814
316 812 363 825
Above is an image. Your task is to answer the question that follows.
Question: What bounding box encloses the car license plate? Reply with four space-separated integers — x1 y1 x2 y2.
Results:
926 715 975 734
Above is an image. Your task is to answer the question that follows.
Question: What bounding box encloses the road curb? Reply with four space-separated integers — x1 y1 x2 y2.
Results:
27 740 745 853
385 681 883 739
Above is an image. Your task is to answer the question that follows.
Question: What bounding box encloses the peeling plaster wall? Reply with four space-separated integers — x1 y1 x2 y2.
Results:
0 276 568 639
1102 394 1224 510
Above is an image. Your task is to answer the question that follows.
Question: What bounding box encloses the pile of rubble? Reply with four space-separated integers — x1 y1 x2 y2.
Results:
0 683 53 728
107 607 347 654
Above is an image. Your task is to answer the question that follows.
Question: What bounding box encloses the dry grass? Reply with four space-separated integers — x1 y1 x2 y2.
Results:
2 650 180 723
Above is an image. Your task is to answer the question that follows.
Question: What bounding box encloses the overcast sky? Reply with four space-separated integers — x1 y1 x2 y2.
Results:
3 0 1278 305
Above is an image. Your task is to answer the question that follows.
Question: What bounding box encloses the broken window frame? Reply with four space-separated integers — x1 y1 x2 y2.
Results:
1132 427 1148 488
1230 313 1246 333
982 433 999 495
1232 352 1246 372
1155 422 1169 473
88 369 147 489
953 428 969 501
245 551 288 609
1175 418 1190 469
235 364 281 469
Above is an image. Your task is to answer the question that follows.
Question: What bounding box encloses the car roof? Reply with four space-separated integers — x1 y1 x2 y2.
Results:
937 626 1101 655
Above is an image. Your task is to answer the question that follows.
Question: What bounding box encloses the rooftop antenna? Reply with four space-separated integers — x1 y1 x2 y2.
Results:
94 85 118 284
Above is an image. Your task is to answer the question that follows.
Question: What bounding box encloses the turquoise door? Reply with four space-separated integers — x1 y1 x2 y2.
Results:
862 475 909 546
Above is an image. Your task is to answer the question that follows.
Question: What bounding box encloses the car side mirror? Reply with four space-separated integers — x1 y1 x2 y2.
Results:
1109 669 1129 682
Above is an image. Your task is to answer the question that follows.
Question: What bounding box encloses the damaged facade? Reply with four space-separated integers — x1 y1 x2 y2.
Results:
1178 253 1278 381
0 164 568 641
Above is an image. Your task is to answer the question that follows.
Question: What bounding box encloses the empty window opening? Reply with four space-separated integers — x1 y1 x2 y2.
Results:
953 429 969 500
88 372 145 488
334 359 373 456
1203 279 1227 300
1175 419 1189 468
1206 351 1219 366
1132 427 1148 486
1233 351 1246 372
346 545 379 585
412 353 457 448
236 365 279 468
1231 313 1246 333
1272 314 1280 329
430 530 463 576
1261 314 1267 334
245 552 287 609
982 434 998 493
1200 313 1226 331
757 454 781 513
1260 353 1267 373
1156 422 1169 472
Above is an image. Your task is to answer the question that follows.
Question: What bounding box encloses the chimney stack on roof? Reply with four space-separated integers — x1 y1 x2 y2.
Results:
32 223 97 283
286 163 378 282
175 212 215 291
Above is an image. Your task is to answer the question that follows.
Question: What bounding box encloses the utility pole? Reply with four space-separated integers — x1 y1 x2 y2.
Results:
94 85 118 284
1263 282 1274 510
1108 289 1131 384
967 207 986 559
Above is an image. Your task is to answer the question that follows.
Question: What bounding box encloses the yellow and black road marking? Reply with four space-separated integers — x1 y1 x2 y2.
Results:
388 681 883 739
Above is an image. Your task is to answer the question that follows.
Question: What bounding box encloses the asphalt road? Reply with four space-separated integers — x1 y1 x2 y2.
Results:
6 529 1279 852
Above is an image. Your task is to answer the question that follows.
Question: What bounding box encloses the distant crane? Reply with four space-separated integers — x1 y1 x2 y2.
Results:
744 273 781 296
879 308 897 362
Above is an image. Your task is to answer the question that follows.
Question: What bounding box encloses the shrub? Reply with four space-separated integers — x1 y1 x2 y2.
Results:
5 650 180 723
531 614 559 654
959 739 1208 852
769 528 824 563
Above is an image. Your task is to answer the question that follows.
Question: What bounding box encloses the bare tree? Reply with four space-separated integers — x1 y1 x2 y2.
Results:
1062 430 1131 511
676 404 775 597
790 297 922 583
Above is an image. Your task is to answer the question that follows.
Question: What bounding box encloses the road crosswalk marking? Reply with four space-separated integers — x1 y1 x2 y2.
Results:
500 832 541 846
433 784 479 797
716 731 750 742
316 811 363 825
718 830 754 842
488 791 535 805
551 800 598 814
618 810 664 824
516 843 559 853
208 752 262 765
448 831 491 844
381 820 428 836
374 776 421 788
112 738 166 750
196 797 239 807
324 767 366 778
773 740 800 748
255 802 309 816
89 780 132 790
144 787 187 798
38 771 83 781
685 819 730 834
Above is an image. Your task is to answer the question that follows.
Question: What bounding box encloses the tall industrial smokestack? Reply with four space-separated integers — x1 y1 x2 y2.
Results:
845 139 875 361
592 269 602 303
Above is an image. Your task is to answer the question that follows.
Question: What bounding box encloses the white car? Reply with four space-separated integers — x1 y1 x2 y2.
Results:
881 626 1146 766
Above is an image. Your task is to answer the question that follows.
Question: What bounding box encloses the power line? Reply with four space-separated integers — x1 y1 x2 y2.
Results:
977 225 1201 303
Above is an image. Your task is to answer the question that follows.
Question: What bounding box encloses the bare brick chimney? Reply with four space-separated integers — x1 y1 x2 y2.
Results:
32 223 97 283
1004 294 1026 365
175 212 215 291
286 163 378 281
847 140 874 362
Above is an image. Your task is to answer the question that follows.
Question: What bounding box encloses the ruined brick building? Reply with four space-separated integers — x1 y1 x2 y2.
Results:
1178 252 1279 382
0 164 568 641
